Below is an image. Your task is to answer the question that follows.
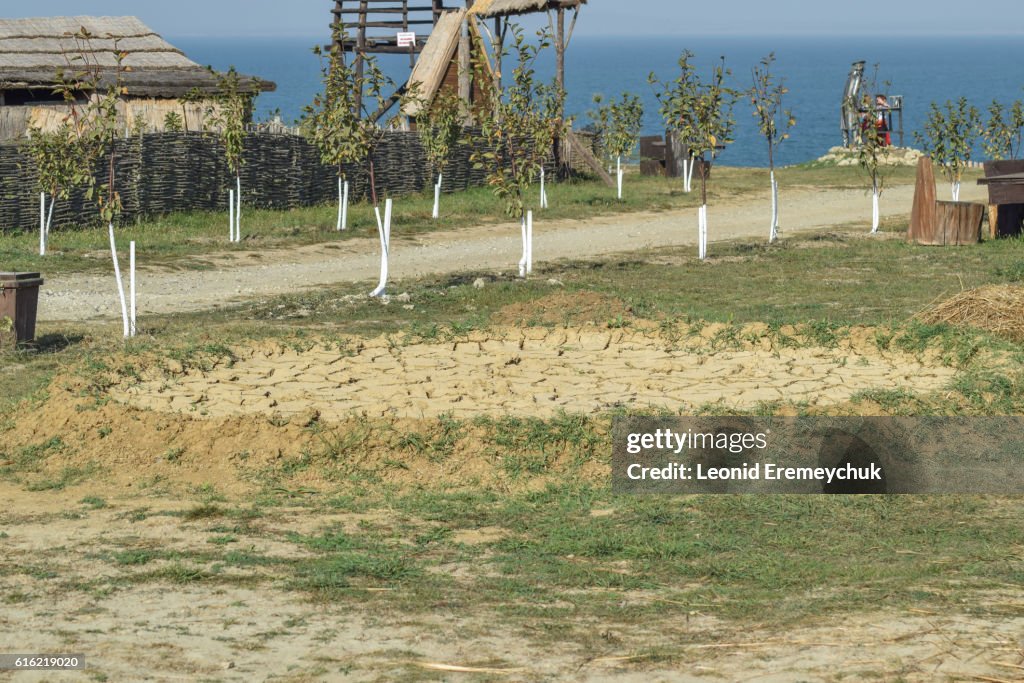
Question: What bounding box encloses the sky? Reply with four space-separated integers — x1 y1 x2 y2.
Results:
6 0 1023 38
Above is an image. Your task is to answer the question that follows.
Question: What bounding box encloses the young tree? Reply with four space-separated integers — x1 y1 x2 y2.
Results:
24 56 103 256
982 99 1024 161
750 53 796 243
473 24 563 277
915 97 982 202
303 38 393 231
207 67 252 242
688 57 738 260
25 123 80 255
856 104 889 234
417 91 462 220
53 29 134 335
590 92 643 200
650 51 700 193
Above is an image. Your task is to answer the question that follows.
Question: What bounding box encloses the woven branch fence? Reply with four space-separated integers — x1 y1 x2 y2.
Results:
0 129 594 234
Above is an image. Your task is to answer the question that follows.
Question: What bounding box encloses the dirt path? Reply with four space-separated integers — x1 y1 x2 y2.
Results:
38 182 987 322
1 488 1019 683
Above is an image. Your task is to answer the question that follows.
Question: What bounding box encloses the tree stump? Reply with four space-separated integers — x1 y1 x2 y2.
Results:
934 201 984 245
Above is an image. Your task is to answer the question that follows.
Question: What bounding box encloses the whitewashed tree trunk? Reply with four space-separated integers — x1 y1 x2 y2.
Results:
108 222 130 338
39 192 46 256
519 215 528 277
235 175 242 241
337 178 349 231
46 198 54 241
526 210 533 275
682 159 690 193
540 166 548 209
871 180 880 233
698 205 709 260
616 155 623 200
228 189 235 242
129 240 137 338
370 199 392 297
769 170 779 243
433 173 442 219
952 180 960 202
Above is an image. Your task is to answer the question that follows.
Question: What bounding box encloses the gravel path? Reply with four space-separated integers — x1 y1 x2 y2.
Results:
38 182 986 322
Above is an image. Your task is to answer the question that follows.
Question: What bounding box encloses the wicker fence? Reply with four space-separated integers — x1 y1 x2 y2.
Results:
0 129 588 234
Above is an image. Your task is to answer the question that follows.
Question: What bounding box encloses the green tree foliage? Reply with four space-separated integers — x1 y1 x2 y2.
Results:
982 99 1024 161
163 111 184 132
302 36 394 203
749 53 795 172
473 25 564 220
688 56 738 206
417 90 463 181
915 97 982 198
25 123 82 206
207 66 252 180
589 92 644 165
649 50 699 164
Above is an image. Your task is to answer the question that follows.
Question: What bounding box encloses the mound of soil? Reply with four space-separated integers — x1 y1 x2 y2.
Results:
490 291 632 327
919 285 1024 341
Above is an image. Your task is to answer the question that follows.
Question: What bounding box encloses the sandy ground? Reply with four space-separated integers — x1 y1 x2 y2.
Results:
37 181 988 323
1 488 1021 683
112 325 955 420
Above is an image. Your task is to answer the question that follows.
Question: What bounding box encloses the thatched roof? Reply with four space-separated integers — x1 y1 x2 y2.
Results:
0 16 275 97
468 0 586 18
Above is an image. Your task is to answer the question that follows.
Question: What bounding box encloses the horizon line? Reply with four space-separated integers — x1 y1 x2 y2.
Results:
168 30 1024 39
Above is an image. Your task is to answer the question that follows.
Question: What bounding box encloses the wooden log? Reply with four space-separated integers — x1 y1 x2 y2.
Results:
935 201 984 246
989 204 999 240
908 155 937 244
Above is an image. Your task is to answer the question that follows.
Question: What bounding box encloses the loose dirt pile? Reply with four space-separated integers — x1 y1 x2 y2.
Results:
920 284 1024 342
113 324 954 420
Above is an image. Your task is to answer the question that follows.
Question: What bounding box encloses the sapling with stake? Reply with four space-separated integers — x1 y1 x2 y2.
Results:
590 93 644 200
208 67 251 242
653 53 736 260
303 32 395 230
416 91 462 220
59 30 134 336
750 52 796 243
916 97 981 202
848 67 892 233
650 51 700 194
25 60 99 256
472 24 563 278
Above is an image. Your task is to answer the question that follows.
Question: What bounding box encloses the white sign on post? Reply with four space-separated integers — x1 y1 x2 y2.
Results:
397 32 416 47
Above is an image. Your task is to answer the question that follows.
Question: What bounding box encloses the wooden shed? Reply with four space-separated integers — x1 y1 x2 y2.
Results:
0 16 275 140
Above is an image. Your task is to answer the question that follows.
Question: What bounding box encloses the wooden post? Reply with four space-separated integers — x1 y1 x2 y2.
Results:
458 17 470 105
403 1 414 70
989 204 999 240
494 17 503 90
556 7 565 114
354 0 368 114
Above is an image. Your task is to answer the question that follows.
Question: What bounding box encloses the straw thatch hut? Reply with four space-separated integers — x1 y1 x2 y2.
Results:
0 16 275 140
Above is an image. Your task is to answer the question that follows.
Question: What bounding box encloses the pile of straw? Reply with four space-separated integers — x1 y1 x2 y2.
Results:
919 284 1024 341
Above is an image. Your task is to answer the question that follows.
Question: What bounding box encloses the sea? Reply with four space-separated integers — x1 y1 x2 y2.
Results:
171 35 1024 168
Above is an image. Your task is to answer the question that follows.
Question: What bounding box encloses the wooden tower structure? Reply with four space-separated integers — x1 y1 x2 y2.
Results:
330 0 586 121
